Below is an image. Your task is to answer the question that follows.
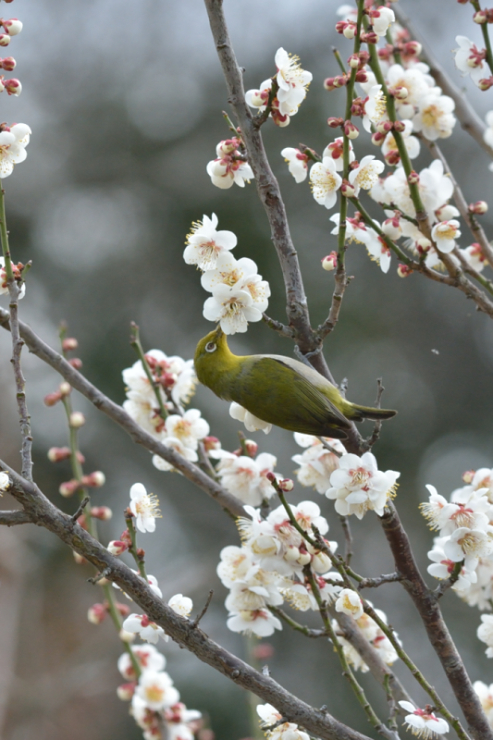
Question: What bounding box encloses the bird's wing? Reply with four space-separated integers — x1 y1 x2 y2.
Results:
232 356 351 435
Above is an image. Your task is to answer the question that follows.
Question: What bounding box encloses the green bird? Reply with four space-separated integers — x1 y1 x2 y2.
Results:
194 328 396 440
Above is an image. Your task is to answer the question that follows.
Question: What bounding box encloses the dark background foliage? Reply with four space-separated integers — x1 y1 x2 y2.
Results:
1 1 493 738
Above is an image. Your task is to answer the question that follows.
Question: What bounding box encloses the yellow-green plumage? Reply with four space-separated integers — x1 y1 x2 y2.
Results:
194 328 396 440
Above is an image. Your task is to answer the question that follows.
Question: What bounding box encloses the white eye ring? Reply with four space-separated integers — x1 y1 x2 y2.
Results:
205 342 217 353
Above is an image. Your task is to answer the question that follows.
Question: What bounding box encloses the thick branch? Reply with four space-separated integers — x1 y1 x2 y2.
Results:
380 503 493 740
394 5 493 160
3 463 372 740
0 308 245 519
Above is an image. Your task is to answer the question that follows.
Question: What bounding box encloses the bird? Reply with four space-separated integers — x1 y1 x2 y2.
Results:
194 327 396 440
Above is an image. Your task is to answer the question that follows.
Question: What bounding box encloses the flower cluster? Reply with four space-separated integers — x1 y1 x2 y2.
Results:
332 604 400 672
246 48 312 127
326 451 400 519
206 136 253 190
214 443 280 506
184 213 270 334
454 36 491 89
421 467 493 658
292 433 346 493
257 703 309 740
217 500 340 636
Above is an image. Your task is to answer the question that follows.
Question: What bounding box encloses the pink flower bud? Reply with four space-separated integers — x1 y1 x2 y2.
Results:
91 506 112 520
244 440 258 457
82 470 105 488
4 77 20 95
378 44 393 61
203 435 220 452
2 18 22 35
347 54 360 69
354 69 369 83
376 120 393 134
87 603 107 624
279 478 294 492
402 41 422 57
108 540 128 555
474 10 488 23
333 75 347 88
340 180 356 198
343 23 356 39
393 119 406 133
462 469 475 483
391 86 408 100
0 34 10 47
265 471 277 484
62 337 78 351
416 236 432 252
385 149 401 166
371 131 385 146
117 683 136 701
1 55 14 70
116 602 130 617
322 252 338 271
469 200 488 214
397 264 413 278
59 381 71 396
344 120 359 139
327 116 343 128
361 30 378 44
120 529 132 547
323 77 335 92
69 411 85 428
252 643 274 660
47 446 71 462
407 170 419 185
44 391 62 407
59 479 80 497
478 76 493 90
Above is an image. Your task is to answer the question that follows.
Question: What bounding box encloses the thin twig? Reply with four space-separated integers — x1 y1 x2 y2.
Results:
357 573 403 590
0 509 31 526
269 607 328 638
70 495 90 523
191 589 214 628
435 561 463 599
262 313 295 339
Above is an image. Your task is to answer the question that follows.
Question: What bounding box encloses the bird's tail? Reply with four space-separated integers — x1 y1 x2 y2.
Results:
347 404 397 422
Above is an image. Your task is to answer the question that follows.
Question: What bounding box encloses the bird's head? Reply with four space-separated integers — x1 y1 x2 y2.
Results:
194 326 233 386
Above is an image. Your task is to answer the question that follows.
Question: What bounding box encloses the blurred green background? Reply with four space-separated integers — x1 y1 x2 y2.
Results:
1 0 493 738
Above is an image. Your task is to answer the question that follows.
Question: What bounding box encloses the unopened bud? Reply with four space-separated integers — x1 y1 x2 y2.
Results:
390 85 409 100
59 381 71 396
82 470 106 488
91 506 112 520
462 469 475 483
248 89 264 107
69 411 85 428
119 628 135 643
347 53 360 69
343 24 356 40
108 540 128 555
1 55 14 70
44 391 62 407
327 116 343 128
47 446 71 462
474 10 488 23
385 149 401 166
136 547 145 559
266 471 277 484
87 603 107 624
285 545 301 562
340 180 356 198
332 75 347 88
397 263 413 278
62 337 78 351
4 77 21 95
402 40 422 57
354 69 369 83
279 478 294 492
117 683 136 701
69 357 83 369
362 30 378 44
371 131 385 146
344 120 359 139
393 119 407 133
297 551 312 566
242 439 257 457
469 200 488 214
376 120 393 134
478 76 493 90
407 170 419 185
0 34 10 47
322 252 338 271
116 602 131 617
323 77 335 91
203 435 220 453
59 479 80 497
252 643 274 660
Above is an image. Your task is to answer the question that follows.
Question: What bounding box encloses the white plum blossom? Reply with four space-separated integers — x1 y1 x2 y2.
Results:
0 122 31 178
333 608 399 672
322 137 354 172
129 483 161 534
349 156 385 196
122 614 167 644
152 435 199 472
335 588 364 619
454 36 488 85
431 220 461 254
229 401 273 434
427 536 478 592
136 671 180 711
201 253 270 313
118 644 166 679
309 156 342 209
227 607 282 637
0 470 10 491
385 63 434 118
365 232 392 274
473 681 493 726
257 704 310 740
378 160 454 220
444 527 493 572
281 147 309 182
292 434 345 493
478 614 493 657
168 594 193 617
274 47 312 116
459 244 488 272
326 451 400 519
484 111 493 149
207 156 253 189
203 283 263 334
217 451 279 506
163 409 209 452
368 6 395 37
398 701 449 738
184 214 237 271
362 85 388 132
217 545 254 587
413 92 456 141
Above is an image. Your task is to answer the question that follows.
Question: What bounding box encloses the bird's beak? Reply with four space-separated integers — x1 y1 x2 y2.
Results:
215 326 224 339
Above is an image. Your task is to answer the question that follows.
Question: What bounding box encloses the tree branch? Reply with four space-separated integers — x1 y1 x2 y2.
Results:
380 502 493 740
0 509 31 526
2 461 373 740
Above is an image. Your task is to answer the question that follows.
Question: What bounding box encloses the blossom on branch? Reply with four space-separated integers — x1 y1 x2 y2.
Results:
326 451 400 519
129 482 161 533
454 36 488 86
184 213 237 271
0 122 31 178
280 147 308 182
398 701 449 738
309 156 342 209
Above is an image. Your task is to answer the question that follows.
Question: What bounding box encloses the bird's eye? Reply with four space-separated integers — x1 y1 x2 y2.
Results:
205 342 217 353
